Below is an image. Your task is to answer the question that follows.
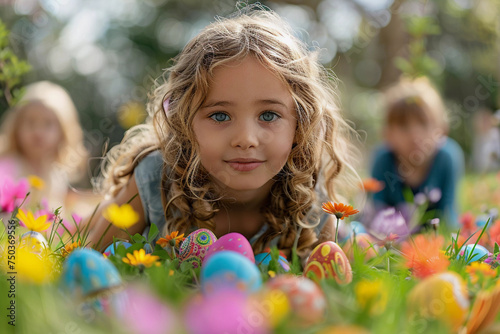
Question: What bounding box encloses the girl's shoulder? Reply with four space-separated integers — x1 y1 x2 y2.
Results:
134 150 164 181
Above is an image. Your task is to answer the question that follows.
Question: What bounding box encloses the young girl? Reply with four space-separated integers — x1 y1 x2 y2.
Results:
370 77 464 229
87 8 359 259
0 81 88 213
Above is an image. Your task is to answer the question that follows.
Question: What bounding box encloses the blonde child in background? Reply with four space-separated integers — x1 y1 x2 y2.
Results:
0 81 88 225
370 77 464 229
86 7 360 259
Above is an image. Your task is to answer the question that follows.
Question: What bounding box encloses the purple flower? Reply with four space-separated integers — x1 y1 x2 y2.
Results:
428 188 442 204
369 207 410 241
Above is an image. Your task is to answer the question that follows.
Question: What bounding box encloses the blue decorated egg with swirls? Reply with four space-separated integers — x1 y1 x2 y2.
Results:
177 228 217 269
255 252 290 272
61 248 122 298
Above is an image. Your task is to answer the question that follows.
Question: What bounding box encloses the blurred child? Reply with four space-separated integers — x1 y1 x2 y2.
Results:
86 7 360 258
0 81 88 215
370 77 464 229
471 108 500 173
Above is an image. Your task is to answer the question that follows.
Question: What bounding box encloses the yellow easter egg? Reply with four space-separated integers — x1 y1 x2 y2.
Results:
408 271 469 331
251 289 290 328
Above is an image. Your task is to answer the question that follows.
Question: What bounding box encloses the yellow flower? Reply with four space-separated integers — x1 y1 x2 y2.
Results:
157 231 185 248
268 270 276 278
466 262 497 284
16 209 51 232
61 240 82 257
28 175 45 190
122 249 160 268
355 279 388 314
103 203 139 229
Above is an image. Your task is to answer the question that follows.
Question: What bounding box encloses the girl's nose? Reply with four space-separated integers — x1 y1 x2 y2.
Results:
231 121 259 149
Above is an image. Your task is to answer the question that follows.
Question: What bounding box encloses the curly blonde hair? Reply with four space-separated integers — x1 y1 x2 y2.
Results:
100 6 360 257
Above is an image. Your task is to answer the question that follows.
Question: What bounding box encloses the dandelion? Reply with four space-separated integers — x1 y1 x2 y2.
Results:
466 262 497 285
122 249 160 269
322 201 359 243
61 240 81 257
28 175 45 190
103 203 139 229
401 235 450 279
16 209 51 232
157 231 185 248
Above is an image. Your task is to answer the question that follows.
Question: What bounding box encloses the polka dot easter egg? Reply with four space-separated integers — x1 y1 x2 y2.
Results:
203 232 254 264
304 241 352 284
201 251 262 295
266 275 326 326
61 248 122 299
177 228 217 269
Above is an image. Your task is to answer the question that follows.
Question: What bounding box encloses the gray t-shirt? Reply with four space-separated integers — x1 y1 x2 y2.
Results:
134 151 330 246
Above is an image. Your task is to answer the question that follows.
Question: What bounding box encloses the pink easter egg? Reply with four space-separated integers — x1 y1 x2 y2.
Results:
203 233 254 264
266 275 326 326
304 241 352 284
177 229 217 269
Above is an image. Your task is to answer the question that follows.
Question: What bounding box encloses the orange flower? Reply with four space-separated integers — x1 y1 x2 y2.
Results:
157 231 185 248
321 201 359 220
361 178 385 193
61 240 82 257
401 235 450 279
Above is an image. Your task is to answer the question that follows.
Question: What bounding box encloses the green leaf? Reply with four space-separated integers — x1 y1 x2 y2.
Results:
147 223 159 243
495 242 499 254
132 233 146 244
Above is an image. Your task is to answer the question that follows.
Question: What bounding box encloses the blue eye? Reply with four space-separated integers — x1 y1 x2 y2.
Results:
209 112 230 123
260 111 279 122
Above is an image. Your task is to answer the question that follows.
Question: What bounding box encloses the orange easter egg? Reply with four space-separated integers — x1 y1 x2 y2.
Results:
343 233 378 262
304 241 352 284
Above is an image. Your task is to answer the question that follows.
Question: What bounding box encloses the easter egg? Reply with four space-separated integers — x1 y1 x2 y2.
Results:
408 271 469 331
250 289 290 328
304 241 352 284
458 244 490 263
343 233 378 261
184 289 270 334
177 228 217 269
103 241 132 257
19 231 48 254
204 232 254 264
201 251 262 294
61 248 122 299
255 252 290 272
266 275 326 325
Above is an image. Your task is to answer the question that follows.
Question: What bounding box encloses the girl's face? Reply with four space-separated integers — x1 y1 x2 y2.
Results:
192 56 297 195
16 102 63 161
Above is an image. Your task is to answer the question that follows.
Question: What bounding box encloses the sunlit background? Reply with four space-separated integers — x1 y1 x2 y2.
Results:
1 0 499 184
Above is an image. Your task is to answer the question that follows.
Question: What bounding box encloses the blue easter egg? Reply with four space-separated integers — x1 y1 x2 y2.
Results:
103 241 132 256
458 244 490 263
61 249 122 298
475 215 489 228
201 251 262 295
254 252 290 272
351 221 367 235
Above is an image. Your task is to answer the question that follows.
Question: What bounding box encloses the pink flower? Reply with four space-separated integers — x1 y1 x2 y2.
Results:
0 176 29 213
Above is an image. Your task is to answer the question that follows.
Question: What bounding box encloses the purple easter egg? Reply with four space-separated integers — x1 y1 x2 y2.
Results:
203 233 254 264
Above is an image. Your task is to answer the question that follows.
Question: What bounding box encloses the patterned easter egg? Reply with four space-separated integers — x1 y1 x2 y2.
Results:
304 241 352 284
19 231 48 254
61 248 122 298
103 241 132 257
343 233 378 261
408 271 469 331
201 251 262 295
266 275 326 325
255 252 290 272
177 228 217 269
204 232 254 264
458 244 490 263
